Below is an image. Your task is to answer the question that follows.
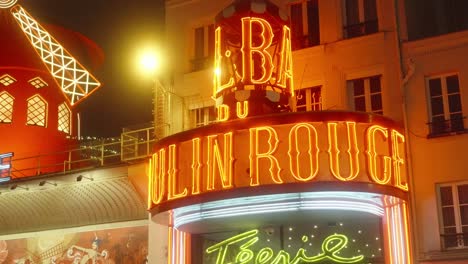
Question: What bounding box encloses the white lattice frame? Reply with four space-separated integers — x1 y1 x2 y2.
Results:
26 94 48 127
11 5 101 105
0 91 14 123
57 102 71 134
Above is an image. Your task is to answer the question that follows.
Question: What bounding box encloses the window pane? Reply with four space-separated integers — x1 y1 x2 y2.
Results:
307 0 320 46
354 96 366 111
450 113 464 131
290 3 303 48
460 205 468 225
448 94 462 113
440 186 454 205
443 206 456 226
195 27 205 59
208 107 217 122
345 0 359 25
431 97 444 116
443 227 458 248
429 78 442 96
371 94 382 112
458 185 468 204
207 24 215 58
446 75 460 94
364 0 377 21
353 79 364 96
370 76 381 93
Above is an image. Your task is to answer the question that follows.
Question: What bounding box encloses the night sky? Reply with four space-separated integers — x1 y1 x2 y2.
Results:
20 0 165 137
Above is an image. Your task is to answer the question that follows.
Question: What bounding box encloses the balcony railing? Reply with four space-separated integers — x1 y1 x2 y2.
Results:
440 233 468 250
427 116 466 137
343 20 378 39
2 126 155 180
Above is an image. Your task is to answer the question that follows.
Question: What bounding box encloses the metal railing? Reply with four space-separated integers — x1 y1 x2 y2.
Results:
5 126 155 179
343 20 378 39
427 116 466 137
440 233 468 250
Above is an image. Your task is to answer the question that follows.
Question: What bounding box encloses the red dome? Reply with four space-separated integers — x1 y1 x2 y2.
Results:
0 5 102 178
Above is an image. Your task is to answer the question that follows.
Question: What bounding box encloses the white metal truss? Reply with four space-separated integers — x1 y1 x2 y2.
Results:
10 5 101 105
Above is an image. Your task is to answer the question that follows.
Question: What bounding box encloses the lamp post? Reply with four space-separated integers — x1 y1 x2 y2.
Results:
138 49 169 140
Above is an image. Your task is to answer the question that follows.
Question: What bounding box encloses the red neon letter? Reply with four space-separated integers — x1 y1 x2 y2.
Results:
249 126 282 186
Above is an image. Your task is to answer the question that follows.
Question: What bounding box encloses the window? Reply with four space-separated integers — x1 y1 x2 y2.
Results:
191 24 215 72
28 76 48 89
348 75 382 114
427 74 464 136
27 94 47 127
193 106 216 127
58 103 71 134
0 74 16 87
438 182 468 249
290 0 320 50
343 0 378 38
295 86 322 111
0 91 14 123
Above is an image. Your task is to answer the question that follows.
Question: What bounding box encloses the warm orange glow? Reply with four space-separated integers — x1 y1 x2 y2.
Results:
191 138 202 195
207 133 234 190
327 122 360 181
249 126 282 186
150 149 166 205
392 130 407 191
241 17 274 84
11 6 101 105
236 101 249 119
276 25 294 95
214 26 235 95
366 125 392 185
168 144 188 200
216 104 230 121
288 123 319 181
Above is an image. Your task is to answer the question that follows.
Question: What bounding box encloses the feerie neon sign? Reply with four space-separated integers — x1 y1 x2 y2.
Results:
206 229 364 264
148 120 408 209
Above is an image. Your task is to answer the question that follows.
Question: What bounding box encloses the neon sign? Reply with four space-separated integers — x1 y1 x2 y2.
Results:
0 152 13 183
206 229 364 264
148 119 408 209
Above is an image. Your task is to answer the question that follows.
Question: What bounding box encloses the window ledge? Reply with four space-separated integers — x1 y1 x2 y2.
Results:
421 248 468 262
427 129 468 139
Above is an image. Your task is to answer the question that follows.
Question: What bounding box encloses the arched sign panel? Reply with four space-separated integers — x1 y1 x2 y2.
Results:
148 112 408 211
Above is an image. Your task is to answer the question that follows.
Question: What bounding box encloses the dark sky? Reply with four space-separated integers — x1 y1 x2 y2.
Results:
20 0 165 137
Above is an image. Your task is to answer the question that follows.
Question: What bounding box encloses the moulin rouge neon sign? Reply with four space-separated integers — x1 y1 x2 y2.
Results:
148 119 408 209
206 229 364 264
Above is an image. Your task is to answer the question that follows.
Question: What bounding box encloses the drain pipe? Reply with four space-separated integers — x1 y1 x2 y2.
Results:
393 0 419 263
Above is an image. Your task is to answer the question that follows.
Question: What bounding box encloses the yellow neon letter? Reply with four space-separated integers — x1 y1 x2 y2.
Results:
149 148 166 206
249 126 282 186
392 130 408 191
288 123 319 181
214 26 235 95
327 122 360 181
236 101 249 119
217 104 230 122
207 132 234 190
168 144 187 200
366 125 392 185
276 25 294 95
241 17 274 84
191 137 202 195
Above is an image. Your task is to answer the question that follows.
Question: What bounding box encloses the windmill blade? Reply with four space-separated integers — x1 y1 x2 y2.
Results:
10 5 101 105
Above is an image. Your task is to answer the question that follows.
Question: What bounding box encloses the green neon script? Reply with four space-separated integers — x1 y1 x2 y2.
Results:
206 229 364 264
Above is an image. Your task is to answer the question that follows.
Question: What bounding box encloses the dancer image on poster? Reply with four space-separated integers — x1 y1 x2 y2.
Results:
69 236 108 264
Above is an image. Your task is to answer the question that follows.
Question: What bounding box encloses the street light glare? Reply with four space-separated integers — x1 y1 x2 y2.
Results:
139 50 160 74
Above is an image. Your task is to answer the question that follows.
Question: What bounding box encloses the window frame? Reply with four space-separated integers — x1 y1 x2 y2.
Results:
191 24 215 72
289 0 320 50
26 94 48 127
348 75 383 115
193 106 217 128
0 91 14 123
295 86 322 112
58 102 71 134
426 73 465 137
437 181 468 250
342 0 379 39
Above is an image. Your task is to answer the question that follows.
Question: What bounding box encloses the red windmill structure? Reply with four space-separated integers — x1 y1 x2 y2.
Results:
0 0 103 179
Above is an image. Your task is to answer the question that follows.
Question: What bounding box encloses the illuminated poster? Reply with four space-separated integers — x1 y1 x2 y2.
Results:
0 225 147 263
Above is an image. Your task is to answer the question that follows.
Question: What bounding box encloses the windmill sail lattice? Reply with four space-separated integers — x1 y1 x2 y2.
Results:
10 5 101 105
